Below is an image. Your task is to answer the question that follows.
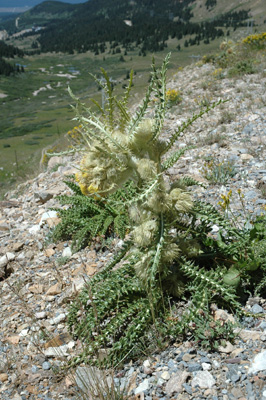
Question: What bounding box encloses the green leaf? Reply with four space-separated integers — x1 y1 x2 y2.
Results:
223 268 241 287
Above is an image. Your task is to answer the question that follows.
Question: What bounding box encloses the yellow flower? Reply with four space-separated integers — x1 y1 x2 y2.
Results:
218 190 232 210
242 32 266 48
166 89 182 104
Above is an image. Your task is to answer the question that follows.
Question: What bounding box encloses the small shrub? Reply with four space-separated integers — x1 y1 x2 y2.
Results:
56 256 70 266
212 68 224 80
189 310 236 351
200 80 210 90
25 140 39 146
41 145 59 166
201 158 237 184
194 94 213 108
219 110 234 124
201 35 265 77
228 60 255 77
166 88 182 106
256 181 266 199
201 54 215 64
242 32 266 49
198 131 226 146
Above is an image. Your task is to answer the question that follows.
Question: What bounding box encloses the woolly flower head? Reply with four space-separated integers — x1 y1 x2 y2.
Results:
161 242 180 263
169 188 193 213
110 130 130 150
75 143 133 196
133 249 156 283
145 184 171 214
130 119 154 152
136 158 157 180
129 206 151 225
132 219 158 248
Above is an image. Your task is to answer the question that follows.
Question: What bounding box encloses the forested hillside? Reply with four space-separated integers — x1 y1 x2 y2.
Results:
37 0 249 54
0 0 250 55
0 40 24 75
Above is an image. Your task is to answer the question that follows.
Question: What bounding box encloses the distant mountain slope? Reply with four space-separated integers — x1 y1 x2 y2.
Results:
0 1 80 33
17 1 80 29
192 0 266 25
2 0 262 54
26 0 77 14
36 0 250 53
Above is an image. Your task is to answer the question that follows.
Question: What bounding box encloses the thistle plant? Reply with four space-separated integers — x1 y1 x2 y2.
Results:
69 54 214 296
66 54 266 366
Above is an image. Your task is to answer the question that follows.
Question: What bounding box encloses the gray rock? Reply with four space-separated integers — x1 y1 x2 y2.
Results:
242 124 254 134
191 371 215 389
165 370 190 395
256 199 266 205
47 156 64 170
261 334 266 341
245 190 258 200
126 367 135 377
230 374 240 383
187 363 201 372
35 311 47 319
167 359 176 369
0 252 15 268
42 361 51 370
156 378 165 386
238 148 249 154
49 313 67 325
236 328 262 341
249 350 266 374
39 211 58 227
62 247 72 258
29 224 41 234
34 191 53 204
251 304 264 314
212 360 221 369
0 358 7 373
0 223 9 231
135 378 149 394
183 383 192 394
202 362 211 371
161 371 170 380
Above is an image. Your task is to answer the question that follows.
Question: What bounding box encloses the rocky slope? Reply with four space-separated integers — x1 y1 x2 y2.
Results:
0 54 266 399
